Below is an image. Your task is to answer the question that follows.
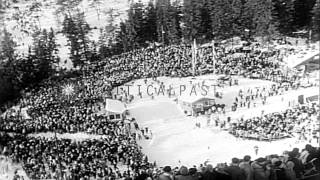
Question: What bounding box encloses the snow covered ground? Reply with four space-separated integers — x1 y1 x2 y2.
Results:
284 49 319 69
1 0 150 69
0 156 29 180
126 76 319 167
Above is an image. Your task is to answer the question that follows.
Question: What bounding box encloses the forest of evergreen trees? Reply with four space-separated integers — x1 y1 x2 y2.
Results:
108 0 320 54
0 0 320 107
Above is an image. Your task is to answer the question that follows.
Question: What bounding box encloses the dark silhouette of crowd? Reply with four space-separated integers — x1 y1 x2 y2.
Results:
134 144 320 180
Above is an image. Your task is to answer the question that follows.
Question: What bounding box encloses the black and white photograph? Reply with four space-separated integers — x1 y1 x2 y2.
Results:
0 0 320 180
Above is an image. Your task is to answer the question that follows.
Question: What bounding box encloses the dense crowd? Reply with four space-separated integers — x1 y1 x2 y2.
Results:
0 42 288 134
1 133 150 180
0 41 317 180
1 132 320 180
142 144 319 180
229 104 318 141
95 44 286 83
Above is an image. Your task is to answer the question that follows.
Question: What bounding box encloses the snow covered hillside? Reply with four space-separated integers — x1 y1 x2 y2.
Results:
0 0 150 68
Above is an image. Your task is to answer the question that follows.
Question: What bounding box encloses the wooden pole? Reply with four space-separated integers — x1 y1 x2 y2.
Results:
318 37 320 147
212 40 216 74
192 39 197 76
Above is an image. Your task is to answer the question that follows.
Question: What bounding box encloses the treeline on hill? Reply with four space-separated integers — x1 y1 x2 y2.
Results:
0 0 320 108
107 0 320 54
0 28 59 109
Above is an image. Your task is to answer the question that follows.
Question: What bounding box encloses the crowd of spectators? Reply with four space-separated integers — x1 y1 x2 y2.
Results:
1 132 319 180
229 104 318 141
0 42 288 134
1 133 151 180
95 44 287 83
136 144 320 180
0 41 317 180
231 82 300 111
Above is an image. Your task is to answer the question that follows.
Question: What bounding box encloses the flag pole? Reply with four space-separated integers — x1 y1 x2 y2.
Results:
192 39 197 76
318 35 320 148
212 40 215 74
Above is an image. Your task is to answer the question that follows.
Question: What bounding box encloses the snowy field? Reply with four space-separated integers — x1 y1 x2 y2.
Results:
0 157 29 180
1 0 151 69
125 75 319 167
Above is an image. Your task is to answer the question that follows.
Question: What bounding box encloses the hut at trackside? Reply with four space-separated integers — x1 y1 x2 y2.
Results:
178 95 215 116
105 99 127 120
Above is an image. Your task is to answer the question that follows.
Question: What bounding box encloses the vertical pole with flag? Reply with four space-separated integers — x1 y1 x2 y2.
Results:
212 40 216 74
318 34 320 148
192 39 197 76
309 30 312 46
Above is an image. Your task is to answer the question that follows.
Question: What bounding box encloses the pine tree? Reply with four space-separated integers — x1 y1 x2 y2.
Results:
0 28 16 63
0 65 16 106
231 0 245 36
156 0 170 44
197 0 212 42
312 0 320 38
208 0 235 40
31 29 57 80
143 1 158 43
130 1 145 46
126 5 139 50
117 21 129 53
243 0 278 40
293 0 316 30
0 27 17 105
63 15 82 68
62 11 91 68
47 28 59 68
15 48 37 88
242 0 256 33
272 0 295 35
166 1 181 44
111 21 131 54
182 0 202 42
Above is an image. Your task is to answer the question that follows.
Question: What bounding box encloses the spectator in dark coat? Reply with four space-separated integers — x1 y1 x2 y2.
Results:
136 170 150 180
202 164 217 180
224 158 246 180
159 166 174 180
239 155 253 180
215 163 232 180
269 159 290 180
189 167 202 180
287 151 304 179
251 158 270 180
175 166 194 180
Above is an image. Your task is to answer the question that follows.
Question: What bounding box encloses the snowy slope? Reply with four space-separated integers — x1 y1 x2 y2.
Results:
1 0 150 68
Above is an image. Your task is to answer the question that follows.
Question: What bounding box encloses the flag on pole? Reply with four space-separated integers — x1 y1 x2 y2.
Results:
192 39 197 76
212 40 216 74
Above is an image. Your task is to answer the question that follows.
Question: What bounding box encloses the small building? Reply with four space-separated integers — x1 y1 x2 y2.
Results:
105 99 127 120
178 95 215 116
